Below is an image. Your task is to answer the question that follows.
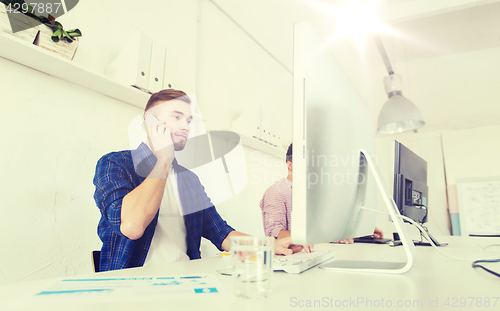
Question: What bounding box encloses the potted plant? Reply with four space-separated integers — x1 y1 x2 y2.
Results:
0 0 82 59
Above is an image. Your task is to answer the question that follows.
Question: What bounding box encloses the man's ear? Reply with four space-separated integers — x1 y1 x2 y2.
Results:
287 160 292 171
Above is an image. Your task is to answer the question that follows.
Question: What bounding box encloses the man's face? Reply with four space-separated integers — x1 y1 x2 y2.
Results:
147 100 193 151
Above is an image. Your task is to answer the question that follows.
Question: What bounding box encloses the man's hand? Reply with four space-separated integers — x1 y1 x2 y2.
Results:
333 227 383 244
373 227 384 239
145 119 175 177
274 236 314 256
221 233 314 256
335 238 354 244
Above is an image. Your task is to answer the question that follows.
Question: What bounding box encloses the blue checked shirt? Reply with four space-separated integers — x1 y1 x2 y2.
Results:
93 143 234 272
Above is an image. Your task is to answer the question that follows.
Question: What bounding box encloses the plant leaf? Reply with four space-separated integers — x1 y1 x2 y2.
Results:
38 16 51 24
24 12 40 21
61 30 73 43
50 28 62 42
67 32 81 38
45 24 58 32
67 29 82 37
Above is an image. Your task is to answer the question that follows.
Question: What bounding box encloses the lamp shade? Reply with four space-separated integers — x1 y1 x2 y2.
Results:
377 94 425 134
377 74 425 134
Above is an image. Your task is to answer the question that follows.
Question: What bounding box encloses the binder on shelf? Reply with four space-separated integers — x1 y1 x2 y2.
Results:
149 42 167 93
231 105 288 153
105 31 152 92
270 110 280 146
231 105 262 140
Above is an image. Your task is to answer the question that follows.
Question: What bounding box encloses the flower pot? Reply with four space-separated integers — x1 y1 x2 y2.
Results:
33 23 79 60
0 5 39 43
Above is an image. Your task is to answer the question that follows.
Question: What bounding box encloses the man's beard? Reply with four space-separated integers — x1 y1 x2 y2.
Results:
174 140 186 151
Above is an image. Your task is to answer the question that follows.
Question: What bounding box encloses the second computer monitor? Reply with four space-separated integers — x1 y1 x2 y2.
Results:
393 141 428 224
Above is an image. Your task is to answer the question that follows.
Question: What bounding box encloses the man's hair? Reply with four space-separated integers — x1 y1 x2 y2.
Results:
145 89 191 112
286 143 292 163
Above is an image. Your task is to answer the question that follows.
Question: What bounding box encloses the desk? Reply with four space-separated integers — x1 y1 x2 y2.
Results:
1 236 499 310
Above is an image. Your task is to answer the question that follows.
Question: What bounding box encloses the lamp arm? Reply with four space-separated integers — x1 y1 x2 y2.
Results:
373 34 394 75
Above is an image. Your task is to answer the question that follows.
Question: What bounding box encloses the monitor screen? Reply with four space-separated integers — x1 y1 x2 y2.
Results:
393 141 428 224
291 20 377 246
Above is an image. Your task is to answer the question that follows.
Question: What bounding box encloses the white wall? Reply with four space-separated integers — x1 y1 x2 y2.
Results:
0 0 200 285
442 125 500 185
197 0 292 137
0 57 141 284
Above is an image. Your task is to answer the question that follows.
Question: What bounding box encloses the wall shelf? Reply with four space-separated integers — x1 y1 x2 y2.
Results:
210 129 287 157
240 134 287 157
0 33 287 157
0 33 149 109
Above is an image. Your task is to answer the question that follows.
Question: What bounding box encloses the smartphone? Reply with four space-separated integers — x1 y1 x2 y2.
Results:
142 114 159 132
145 114 159 126
142 115 160 151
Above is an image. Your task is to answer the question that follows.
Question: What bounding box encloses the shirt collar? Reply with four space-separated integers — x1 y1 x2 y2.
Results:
132 142 178 179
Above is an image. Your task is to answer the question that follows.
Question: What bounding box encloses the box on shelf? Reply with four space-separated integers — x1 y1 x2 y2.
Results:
1 6 79 60
0 5 39 43
33 24 79 60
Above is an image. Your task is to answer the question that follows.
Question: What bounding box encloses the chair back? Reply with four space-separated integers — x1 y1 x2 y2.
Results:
92 250 101 273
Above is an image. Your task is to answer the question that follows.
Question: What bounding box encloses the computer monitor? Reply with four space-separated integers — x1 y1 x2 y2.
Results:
291 20 416 273
393 140 428 224
393 141 446 246
290 22 377 246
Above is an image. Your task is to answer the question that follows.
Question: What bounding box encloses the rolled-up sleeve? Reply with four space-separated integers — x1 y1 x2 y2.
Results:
260 186 287 238
202 206 235 251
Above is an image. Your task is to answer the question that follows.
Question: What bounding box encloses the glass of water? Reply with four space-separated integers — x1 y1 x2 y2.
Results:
230 236 274 298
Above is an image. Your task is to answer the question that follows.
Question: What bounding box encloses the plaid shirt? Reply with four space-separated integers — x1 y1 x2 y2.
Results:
93 143 234 272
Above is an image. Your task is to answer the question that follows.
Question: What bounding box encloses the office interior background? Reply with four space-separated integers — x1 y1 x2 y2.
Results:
1 0 500 285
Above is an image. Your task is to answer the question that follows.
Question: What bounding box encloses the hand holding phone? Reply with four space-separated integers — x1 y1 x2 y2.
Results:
144 114 175 176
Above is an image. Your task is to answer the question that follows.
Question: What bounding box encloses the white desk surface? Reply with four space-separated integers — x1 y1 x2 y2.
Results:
1 236 499 310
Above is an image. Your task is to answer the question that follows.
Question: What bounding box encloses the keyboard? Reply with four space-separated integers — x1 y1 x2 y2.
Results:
273 249 336 274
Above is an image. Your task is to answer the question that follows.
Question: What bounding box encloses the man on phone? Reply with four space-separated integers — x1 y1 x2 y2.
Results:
93 89 305 272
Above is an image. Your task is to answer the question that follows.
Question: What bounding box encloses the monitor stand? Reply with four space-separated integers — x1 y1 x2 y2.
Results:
393 226 448 247
417 226 448 246
320 150 416 274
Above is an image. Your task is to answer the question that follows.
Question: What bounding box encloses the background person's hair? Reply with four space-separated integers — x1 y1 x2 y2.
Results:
286 143 292 163
145 89 191 113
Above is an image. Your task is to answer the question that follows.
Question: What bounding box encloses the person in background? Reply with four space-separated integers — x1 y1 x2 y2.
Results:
260 143 383 246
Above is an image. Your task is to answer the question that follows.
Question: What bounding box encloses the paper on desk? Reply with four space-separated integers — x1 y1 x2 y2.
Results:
21 274 227 305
